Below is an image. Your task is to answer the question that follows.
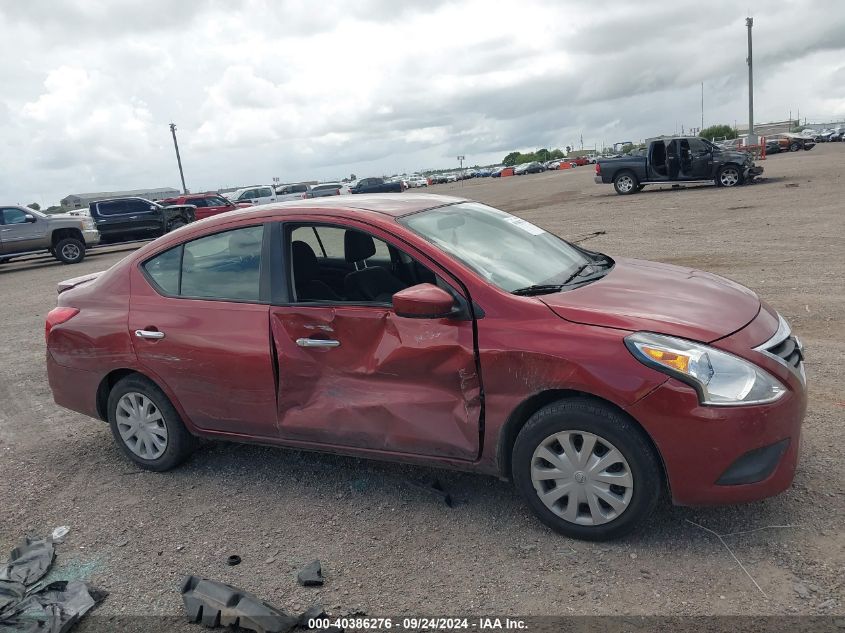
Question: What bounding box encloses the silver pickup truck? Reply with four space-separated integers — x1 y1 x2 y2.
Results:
0 206 100 265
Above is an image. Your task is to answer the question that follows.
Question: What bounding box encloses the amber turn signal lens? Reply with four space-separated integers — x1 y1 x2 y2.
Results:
641 346 690 373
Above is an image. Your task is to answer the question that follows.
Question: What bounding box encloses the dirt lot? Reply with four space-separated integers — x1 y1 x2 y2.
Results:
1 144 843 627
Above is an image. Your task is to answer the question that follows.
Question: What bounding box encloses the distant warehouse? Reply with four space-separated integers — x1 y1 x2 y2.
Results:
60 187 181 210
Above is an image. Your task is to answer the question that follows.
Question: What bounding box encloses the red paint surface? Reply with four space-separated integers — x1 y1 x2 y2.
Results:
46 194 807 506
161 194 250 221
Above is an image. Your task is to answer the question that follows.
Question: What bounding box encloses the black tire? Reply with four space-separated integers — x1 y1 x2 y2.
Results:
715 164 742 188
512 398 662 541
789 142 800 152
107 374 197 472
613 171 639 195
53 237 85 264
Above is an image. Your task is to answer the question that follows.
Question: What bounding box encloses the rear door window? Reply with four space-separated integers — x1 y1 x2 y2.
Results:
142 225 265 302
96 201 127 216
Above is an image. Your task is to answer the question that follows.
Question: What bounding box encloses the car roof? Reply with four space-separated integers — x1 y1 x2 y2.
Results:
196 194 469 228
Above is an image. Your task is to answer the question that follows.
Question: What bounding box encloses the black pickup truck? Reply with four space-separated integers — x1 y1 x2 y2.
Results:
595 137 763 195
88 197 196 243
349 177 405 194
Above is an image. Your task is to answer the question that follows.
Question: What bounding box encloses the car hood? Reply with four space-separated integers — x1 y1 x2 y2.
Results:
539 258 760 343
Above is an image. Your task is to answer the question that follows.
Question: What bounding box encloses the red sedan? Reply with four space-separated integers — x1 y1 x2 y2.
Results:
46 194 806 540
160 193 250 221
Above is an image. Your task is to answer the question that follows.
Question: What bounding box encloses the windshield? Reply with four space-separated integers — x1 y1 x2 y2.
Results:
400 202 603 293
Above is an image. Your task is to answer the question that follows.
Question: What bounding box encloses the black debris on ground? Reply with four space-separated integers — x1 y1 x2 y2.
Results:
0 535 106 633
297 560 324 587
226 555 242 567
182 575 334 633
405 477 454 507
0 538 54 586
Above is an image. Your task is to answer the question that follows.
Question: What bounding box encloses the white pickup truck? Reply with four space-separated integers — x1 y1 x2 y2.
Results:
226 183 312 205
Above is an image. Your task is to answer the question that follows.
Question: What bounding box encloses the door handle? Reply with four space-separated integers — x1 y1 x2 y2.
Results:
296 338 340 348
135 329 165 340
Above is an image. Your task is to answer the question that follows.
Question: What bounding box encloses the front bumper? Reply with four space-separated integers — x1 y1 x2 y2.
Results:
745 165 764 179
82 229 101 246
627 373 806 506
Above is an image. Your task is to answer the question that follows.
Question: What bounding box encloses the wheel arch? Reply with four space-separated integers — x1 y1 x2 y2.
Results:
51 227 84 246
495 389 669 492
95 368 154 421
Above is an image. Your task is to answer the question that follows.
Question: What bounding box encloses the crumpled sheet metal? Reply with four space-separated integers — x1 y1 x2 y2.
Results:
181 575 298 633
272 307 481 460
0 539 54 587
0 580 106 633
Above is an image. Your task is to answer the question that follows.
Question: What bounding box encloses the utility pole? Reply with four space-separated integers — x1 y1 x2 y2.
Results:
746 17 756 145
701 82 704 130
170 123 187 194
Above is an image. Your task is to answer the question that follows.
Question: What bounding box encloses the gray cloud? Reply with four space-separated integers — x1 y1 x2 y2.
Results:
1 0 844 206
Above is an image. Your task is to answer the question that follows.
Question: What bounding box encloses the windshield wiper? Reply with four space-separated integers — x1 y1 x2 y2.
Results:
511 284 568 296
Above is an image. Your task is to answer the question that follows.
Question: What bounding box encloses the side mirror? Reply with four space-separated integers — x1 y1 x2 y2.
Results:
25 214 37 223
149 205 160 213
393 283 456 319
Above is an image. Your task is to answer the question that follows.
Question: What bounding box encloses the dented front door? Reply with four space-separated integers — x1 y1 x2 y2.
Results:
269 305 481 460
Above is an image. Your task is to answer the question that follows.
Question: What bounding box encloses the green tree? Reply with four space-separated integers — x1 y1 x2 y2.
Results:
535 148 550 161
28 202 40 211
550 149 564 159
565 145 572 154
620 143 635 154
502 151 521 166
699 124 737 141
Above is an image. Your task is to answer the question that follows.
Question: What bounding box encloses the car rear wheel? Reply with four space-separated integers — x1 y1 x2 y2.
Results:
107 375 197 471
53 237 85 264
512 398 662 540
789 142 800 152
716 165 742 187
613 172 639 195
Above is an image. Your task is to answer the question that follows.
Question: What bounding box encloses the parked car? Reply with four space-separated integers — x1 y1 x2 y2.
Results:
764 139 782 155
445 174 458 183
516 162 545 175
428 174 448 185
349 177 405 194
768 134 815 152
303 183 342 199
0 206 99 265
88 198 196 243
596 136 763 195
46 193 807 540
568 157 590 167
160 194 249 221
491 167 506 178
409 177 429 188
226 185 278 206
275 183 311 201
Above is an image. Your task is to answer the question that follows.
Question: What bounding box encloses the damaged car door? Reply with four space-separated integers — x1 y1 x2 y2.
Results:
268 220 482 460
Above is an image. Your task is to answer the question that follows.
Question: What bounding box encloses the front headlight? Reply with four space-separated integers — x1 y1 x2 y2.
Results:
625 332 786 406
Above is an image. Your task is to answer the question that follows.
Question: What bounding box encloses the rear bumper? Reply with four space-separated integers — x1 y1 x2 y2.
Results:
47 351 102 420
627 376 806 506
594 176 605 184
83 230 101 246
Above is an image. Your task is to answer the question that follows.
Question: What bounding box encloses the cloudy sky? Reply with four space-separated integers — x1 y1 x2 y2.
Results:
2 0 844 207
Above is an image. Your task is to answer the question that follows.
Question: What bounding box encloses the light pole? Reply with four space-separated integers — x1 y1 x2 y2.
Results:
170 123 187 194
457 155 464 186
746 17 756 145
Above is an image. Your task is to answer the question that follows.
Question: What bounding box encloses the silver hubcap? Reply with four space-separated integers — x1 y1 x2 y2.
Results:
617 175 634 192
116 392 168 460
531 430 634 526
61 243 80 260
720 169 739 186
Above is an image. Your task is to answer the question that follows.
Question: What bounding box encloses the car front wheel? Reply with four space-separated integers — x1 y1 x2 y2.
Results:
512 398 662 540
54 237 85 264
716 165 742 187
789 142 800 152
107 375 197 471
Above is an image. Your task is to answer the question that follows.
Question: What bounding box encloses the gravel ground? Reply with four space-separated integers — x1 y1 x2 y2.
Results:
1 144 843 628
